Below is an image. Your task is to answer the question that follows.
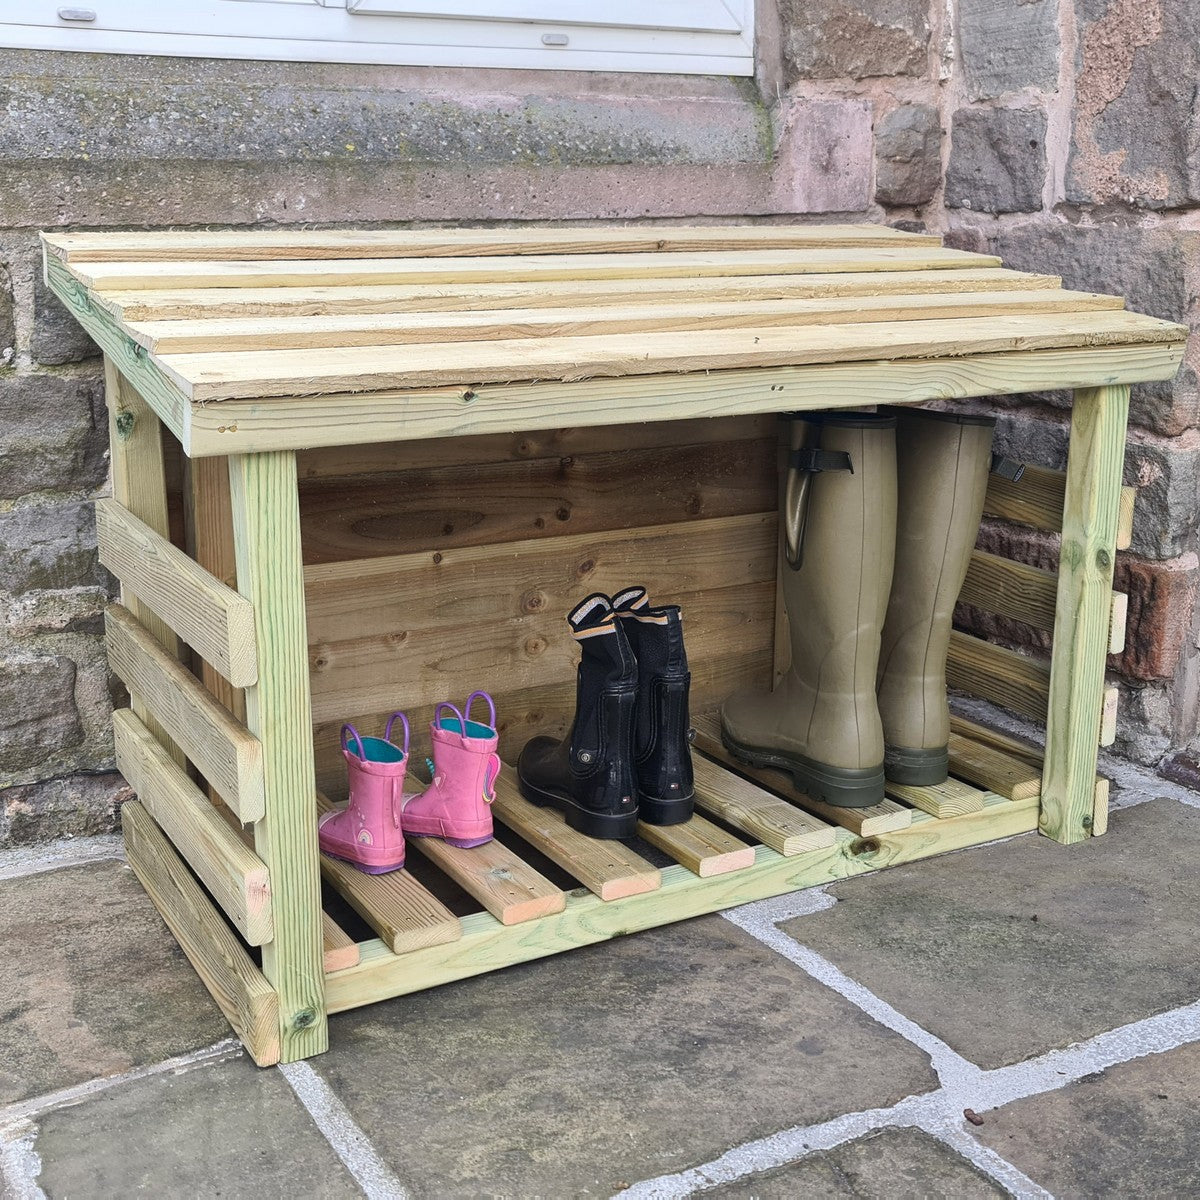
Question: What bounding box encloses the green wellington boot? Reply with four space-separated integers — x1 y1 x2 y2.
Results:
721 412 898 808
876 408 996 785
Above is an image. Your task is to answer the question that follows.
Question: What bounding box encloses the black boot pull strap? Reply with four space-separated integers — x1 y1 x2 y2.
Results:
785 447 853 572
989 454 1026 482
790 448 854 475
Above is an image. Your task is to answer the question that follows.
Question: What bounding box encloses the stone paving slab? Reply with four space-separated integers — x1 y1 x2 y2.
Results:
28 1055 361 1198
975 1040 1200 1197
0 859 229 1104
780 799 1200 1069
315 915 938 1197
707 1126 1006 1198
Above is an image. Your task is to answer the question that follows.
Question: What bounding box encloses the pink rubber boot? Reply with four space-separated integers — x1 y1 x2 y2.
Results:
317 713 409 874
401 691 501 848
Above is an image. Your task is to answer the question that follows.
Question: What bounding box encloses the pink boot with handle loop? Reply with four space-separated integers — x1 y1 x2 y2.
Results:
401 691 500 848
318 713 409 874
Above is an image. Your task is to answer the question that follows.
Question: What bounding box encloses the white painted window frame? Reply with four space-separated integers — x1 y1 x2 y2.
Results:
0 0 755 75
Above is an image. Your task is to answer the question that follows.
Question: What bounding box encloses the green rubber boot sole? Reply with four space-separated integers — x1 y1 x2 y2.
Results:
721 729 885 809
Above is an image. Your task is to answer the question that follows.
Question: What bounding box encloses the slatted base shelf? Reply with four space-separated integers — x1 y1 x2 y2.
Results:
320 718 1059 1015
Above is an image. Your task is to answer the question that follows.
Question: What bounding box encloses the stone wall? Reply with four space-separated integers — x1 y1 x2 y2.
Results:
1 0 1197 843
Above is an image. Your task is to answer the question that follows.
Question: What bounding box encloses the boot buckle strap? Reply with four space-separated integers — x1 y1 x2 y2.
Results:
989 453 1026 482
789 448 854 475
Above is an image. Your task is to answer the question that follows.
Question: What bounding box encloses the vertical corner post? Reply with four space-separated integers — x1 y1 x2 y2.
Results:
1042 384 1130 844
228 450 328 1060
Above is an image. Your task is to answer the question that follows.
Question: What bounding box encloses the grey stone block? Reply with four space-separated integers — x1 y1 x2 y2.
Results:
960 0 1060 100
1124 430 1200 560
988 224 1200 436
32 1055 361 1197
946 107 1048 213
0 264 13 368
315 916 938 1195
708 1127 1007 1198
0 500 102 593
0 770 130 846
1068 0 1200 208
0 371 108 499
32 272 100 365
0 859 230 1102
977 1040 1200 1195
780 799 1200 1069
875 104 942 207
782 0 931 79
0 653 82 775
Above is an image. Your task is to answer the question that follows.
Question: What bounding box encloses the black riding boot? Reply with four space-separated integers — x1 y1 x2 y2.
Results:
517 593 639 839
612 587 695 826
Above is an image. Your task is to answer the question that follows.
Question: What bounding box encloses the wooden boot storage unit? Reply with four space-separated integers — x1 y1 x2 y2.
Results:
42 224 1186 1066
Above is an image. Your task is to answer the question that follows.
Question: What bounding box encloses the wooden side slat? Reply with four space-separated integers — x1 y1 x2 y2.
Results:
491 773 661 902
104 362 187 769
72 245 1004 293
1109 590 1129 654
128 289 1126 355
946 630 1050 724
114 708 273 946
636 812 757 878
691 753 836 854
315 793 461 953
122 800 280 1067
105 604 265 822
948 714 1044 766
959 551 1058 629
97 268 1066 322
322 913 360 974
1099 683 1119 747
947 732 1041 801
406 833 567 926
884 776 987 818
984 463 1136 546
46 224 942 263
690 716 912 837
958 550 1128 649
1092 776 1111 837
156 310 1185 403
97 498 258 687
1116 485 1135 552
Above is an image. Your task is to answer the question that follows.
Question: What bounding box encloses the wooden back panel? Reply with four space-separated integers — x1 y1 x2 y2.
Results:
300 415 779 798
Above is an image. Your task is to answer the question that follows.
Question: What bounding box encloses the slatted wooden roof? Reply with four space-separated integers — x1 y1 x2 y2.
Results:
42 224 1188 457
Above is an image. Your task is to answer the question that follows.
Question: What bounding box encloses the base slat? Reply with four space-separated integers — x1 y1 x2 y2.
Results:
122 800 280 1067
491 774 660 902
315 793 461 952
406 831 566 926
322 913 360 973
885 776 987 818
691 754 836 854
691 716 912 837
636 812 756 877
326 796 1042 1014
947 733 1041 801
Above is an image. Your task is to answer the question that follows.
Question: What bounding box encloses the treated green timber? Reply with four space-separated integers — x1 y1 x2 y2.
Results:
1041 384 1131 844
44 251 190 443
324 795 1037 1012
229 451 327 1061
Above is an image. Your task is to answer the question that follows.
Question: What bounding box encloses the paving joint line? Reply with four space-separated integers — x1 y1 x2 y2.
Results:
0 835 125 882
0 1038 243 1199
617 884 1200 1198
278 1061 408 1200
